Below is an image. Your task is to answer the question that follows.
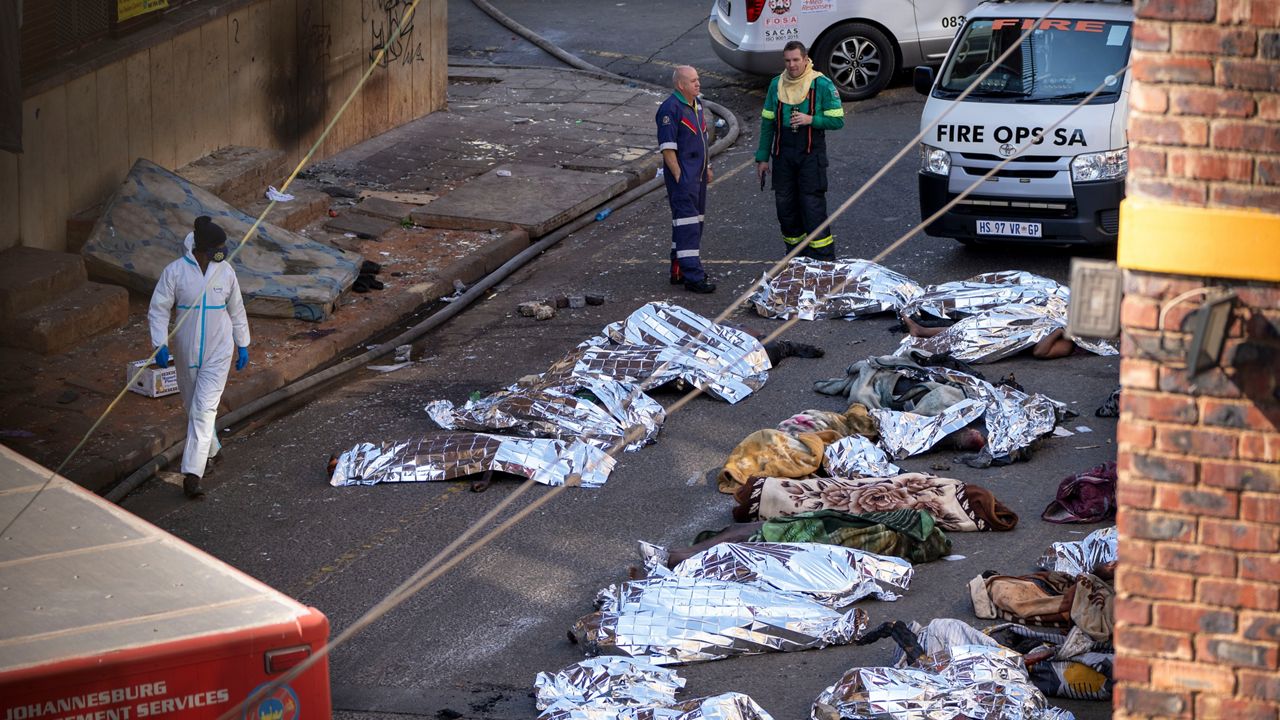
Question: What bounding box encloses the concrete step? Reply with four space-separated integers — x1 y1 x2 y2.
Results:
0 281 129 355
175 146 288 208
66 203 103 255
239 187 332 232
0 247 88 322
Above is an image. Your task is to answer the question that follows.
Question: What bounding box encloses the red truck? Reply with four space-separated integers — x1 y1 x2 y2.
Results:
0 445 332 720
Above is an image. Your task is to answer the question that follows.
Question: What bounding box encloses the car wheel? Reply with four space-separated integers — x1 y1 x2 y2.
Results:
814 23 896 101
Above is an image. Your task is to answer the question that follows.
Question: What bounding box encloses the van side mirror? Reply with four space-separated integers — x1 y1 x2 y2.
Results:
914 66 935 95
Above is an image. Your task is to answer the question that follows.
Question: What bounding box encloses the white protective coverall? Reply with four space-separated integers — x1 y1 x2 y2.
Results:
148 233 251 477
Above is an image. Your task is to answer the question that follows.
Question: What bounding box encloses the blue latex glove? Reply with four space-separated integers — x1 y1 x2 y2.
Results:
154 345 171 368
236 346 249 371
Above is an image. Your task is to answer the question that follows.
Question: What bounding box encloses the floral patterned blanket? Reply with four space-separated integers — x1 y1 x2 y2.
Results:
734 472 1018 531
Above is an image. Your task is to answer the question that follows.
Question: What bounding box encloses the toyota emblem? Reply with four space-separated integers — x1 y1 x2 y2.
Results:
998 143 1016 158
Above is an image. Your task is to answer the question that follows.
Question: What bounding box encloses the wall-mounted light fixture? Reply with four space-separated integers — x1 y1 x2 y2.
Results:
1185 291 1236 376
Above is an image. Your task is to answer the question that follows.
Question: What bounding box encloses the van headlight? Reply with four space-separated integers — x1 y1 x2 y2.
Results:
920 145 951 176
1071 148 1128 183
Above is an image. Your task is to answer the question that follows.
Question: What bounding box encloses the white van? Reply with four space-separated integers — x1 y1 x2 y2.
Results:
915 0 1133 246
708 0 982 100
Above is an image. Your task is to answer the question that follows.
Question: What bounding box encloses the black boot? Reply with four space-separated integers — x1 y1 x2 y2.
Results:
683 278 716 294
183 473 206 499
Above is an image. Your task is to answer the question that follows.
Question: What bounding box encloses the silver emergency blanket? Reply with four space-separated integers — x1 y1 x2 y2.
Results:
897 301 1117 364
329 432 614 487
1038 526 1117 576
535 657 684 713
901 271 1069 321
870 398 986 460
912 364 1068 463
824 435 902 478
751 258 923 321
625 694 776 720
537 302 770 405
811 644 1074 720
572 575 868 665
426 377 665 452
644 542 913 608
534 659 775 720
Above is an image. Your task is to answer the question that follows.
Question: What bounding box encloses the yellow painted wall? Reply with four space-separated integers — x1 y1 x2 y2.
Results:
0 0 447 252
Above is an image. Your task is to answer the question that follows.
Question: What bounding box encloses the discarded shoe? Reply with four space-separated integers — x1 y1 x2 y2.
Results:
669 262 683 285
683 278 716 294
360 260 382 275
352 274 384 293
764 340 825 366
182 473 205 500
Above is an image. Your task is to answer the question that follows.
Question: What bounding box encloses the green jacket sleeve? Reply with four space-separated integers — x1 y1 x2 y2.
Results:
811 76 846 131
755 78 779 162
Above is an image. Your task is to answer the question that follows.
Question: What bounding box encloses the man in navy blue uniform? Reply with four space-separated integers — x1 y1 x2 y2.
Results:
656 65 715 294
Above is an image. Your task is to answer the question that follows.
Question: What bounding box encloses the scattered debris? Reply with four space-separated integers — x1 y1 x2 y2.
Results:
265 186 294 202
519 301 556 319
534 658 771 720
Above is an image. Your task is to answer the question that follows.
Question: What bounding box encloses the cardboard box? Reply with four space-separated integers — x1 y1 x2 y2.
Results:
126 359 179 398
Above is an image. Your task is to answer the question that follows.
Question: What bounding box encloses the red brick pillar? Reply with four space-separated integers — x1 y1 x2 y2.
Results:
1114 1 1280 718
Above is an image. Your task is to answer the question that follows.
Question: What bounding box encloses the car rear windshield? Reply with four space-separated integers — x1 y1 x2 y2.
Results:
936 17 1132 103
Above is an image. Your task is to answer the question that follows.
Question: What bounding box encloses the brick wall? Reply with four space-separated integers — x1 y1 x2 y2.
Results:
1127 0 1280 211
1116 1 1280 718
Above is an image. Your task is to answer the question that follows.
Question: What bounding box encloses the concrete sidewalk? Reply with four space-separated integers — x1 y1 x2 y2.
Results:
0 61 706 493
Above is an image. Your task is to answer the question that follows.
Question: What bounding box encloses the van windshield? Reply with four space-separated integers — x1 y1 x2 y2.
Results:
936 17 1131 103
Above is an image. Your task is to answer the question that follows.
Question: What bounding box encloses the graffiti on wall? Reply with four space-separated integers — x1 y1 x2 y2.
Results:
365 0 426 66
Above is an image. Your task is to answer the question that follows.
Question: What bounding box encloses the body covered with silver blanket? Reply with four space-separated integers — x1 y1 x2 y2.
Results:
811 643 1074 720
571 575 868 665
329 433 614 487
1039 526 1117 576
646 542 914 608
823 434 903 478
901 271 1068 321
751 258 922 321
534 658 774 720
897 301 1117 364
426 376 665 452
537 302 770 404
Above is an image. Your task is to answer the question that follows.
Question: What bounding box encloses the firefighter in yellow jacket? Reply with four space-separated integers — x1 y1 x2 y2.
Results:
755 41 846 260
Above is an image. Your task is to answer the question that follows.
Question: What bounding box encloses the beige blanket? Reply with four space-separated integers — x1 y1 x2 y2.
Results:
735 473 1018 531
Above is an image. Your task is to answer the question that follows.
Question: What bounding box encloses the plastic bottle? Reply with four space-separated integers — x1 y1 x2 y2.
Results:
595 208 612 222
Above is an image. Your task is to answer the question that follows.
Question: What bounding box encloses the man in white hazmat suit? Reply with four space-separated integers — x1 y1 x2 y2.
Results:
148 216 251 499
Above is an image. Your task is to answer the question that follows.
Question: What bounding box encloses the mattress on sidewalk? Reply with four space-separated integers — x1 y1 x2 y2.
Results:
82 159 361 321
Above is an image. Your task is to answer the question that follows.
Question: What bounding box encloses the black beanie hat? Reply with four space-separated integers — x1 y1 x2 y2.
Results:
192 216 227 252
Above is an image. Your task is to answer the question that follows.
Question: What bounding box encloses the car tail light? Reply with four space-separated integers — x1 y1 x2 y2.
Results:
745 0 765 22
265 645 312 674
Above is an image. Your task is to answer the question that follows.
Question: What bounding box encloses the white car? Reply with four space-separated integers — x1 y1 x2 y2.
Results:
708 0 981 100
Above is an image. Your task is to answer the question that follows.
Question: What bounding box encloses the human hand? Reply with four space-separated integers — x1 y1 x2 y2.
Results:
756 162 769 184
154 345 170 368
706 166 714 183
790 110 812 128
236 346 249 371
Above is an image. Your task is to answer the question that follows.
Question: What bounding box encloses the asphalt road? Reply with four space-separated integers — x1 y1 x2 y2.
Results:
124 2 1119 718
